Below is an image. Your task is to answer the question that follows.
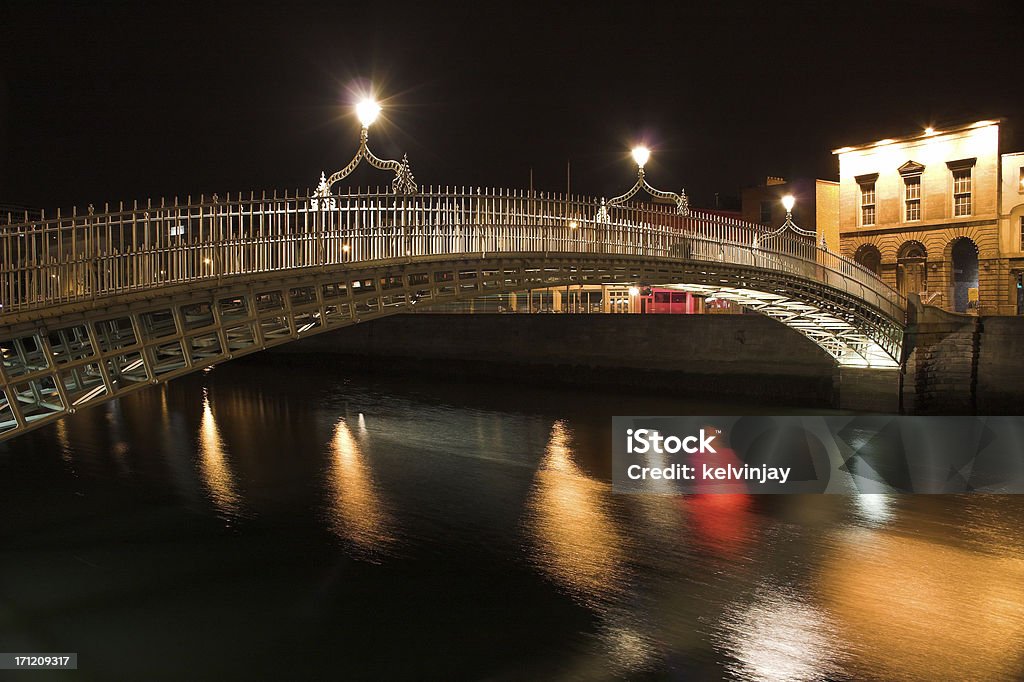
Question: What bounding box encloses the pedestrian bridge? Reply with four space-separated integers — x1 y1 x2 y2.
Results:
0 185 905 442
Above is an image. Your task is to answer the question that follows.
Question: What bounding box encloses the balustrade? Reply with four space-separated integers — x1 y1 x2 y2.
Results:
0 189 904 319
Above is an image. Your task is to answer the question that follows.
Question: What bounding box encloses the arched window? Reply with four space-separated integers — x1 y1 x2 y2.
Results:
854 244 882 275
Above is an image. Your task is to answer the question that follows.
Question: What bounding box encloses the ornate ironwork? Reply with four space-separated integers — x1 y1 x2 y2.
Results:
763 207 817 240
315 125 418 198
607 165 690 216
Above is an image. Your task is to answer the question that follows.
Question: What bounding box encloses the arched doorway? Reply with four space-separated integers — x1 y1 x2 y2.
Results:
949 237 979 313
854 244 882 275
896 241 927 298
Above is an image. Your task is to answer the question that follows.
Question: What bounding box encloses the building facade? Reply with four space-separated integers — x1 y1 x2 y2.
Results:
835 121 1015 315
1000 151 1024 314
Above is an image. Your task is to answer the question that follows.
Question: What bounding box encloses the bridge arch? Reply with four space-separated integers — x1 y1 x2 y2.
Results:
0 188 905 442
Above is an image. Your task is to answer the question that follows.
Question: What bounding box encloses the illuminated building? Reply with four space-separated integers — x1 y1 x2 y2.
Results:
1000 150 1024 313
834 120 1018 315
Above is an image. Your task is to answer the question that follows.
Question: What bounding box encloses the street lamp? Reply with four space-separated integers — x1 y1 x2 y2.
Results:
312 95 418 199
356 98 381 128
605 144 689 216
761 193 817 245
781 194 795 221
631 146 651 170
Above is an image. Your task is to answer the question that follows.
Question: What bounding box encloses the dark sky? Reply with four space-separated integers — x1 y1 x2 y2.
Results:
2 0 1021 212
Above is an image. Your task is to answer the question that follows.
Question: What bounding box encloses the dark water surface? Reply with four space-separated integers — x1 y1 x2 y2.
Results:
2 357 1023 681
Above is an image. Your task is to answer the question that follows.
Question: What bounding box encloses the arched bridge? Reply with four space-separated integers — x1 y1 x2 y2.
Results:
0 187 905 442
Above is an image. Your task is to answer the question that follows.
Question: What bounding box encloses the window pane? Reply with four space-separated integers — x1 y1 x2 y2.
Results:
862 205 875 225
905 177 920 199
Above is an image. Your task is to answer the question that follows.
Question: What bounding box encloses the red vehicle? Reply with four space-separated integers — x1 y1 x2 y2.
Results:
640 287 700 314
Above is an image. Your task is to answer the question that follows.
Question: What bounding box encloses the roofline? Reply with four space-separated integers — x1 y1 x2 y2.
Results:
832 119 1003 155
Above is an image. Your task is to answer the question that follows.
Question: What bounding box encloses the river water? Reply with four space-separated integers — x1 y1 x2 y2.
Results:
2 356 1023 681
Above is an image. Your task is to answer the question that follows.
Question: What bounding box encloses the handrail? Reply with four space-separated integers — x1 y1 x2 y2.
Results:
0 188 905 318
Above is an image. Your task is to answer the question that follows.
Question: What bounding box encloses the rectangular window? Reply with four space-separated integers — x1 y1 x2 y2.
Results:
1019 167 1024 193
1020 216 1024 251
953 168 972 217
759 201 772 225
860 182 876 226
904 176 921 221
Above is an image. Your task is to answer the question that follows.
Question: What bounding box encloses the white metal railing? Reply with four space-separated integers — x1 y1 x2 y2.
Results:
0 188 905 320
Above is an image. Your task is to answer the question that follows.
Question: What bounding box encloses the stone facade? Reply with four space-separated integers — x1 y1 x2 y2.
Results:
834 121 1014 315
1000 152 1024 314
902 298 1024 414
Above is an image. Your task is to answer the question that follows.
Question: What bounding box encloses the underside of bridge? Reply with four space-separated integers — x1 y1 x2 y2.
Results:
0 253 905 443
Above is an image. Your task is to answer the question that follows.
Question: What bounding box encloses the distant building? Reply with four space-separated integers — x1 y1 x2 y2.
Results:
741 177 839 250
833 120 1019 315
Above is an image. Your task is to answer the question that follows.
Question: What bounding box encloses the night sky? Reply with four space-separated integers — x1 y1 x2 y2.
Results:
2 1 1021 212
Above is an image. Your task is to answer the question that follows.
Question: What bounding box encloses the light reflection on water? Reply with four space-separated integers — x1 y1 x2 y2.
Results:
822 527 1024 681
525 420 626 610
197 391 243 519
716 582 843 682
3 358 1024 680
325 416 394 558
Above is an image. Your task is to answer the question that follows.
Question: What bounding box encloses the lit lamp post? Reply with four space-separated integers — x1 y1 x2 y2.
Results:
356 98 381 129
603 144 689 313
312 96 418 202
602 145 690 215
781 194 795 222
631 146 651 171
761 194 819 256
781 194 828 249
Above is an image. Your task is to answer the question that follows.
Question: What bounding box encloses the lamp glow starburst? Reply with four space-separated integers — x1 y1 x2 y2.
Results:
631 146 651 169
356 99 381 128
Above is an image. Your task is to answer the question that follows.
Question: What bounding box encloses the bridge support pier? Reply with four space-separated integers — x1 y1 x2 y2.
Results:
833 366 902 413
